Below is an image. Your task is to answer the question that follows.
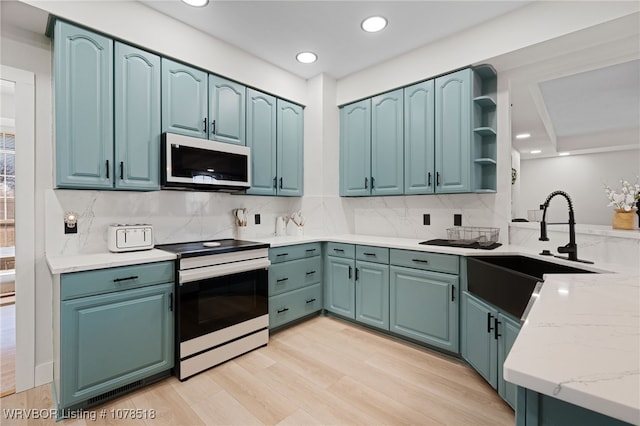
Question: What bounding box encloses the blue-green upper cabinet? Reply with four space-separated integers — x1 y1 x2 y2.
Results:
54 21 113 189
276 99 304 196
404 80 435 195
435 68 471 193
371 89 404 196
208 75 245 145
246 89 277 196
114 43 161 191
339 99 371 196
161 58 208 138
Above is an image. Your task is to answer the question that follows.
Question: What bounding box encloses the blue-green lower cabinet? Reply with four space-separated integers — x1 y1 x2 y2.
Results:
390 265 459 353
461 291 520 409
516 387 634 426
57 263 174 413
355 260 390 330
325 256 356 319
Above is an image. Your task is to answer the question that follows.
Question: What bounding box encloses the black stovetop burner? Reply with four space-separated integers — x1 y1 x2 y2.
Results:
156 239 269 258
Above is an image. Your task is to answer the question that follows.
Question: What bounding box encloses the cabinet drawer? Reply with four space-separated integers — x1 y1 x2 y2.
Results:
390 249 459 274
326 242 355 259
269 256 322 296
356 245 389 264
61 261 175 300
269 284 322 329
269 243 321 263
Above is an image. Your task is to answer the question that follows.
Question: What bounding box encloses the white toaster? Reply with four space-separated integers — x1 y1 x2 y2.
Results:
108 224 154 252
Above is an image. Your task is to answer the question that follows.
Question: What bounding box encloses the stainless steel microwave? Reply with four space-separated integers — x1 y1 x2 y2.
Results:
161 133 251 191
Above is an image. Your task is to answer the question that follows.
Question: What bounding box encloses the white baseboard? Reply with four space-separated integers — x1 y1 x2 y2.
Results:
35 361 53 387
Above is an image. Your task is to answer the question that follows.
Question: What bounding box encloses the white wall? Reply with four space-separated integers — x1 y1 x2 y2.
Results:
516 149 640 225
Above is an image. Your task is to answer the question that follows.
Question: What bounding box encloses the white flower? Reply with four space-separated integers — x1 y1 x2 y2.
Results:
604 177 640 210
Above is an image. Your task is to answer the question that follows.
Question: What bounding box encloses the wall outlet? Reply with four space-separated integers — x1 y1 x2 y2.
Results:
454 214 462 226
254 214 261 225
423 214 430 225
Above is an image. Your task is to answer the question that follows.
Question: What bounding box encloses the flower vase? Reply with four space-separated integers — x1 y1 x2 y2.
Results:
612 209 636 230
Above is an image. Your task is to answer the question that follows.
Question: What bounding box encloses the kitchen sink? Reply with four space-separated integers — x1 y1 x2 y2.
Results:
466 255 595 318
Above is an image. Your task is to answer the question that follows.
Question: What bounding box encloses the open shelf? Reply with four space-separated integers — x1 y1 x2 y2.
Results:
473 96 496 108
474 158 497 165
472 65 498 194
474 127 496 136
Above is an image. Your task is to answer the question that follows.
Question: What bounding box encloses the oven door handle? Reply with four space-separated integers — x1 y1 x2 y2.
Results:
179 258 271 284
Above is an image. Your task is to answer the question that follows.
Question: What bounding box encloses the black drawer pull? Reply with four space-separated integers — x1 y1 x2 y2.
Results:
305 271 316 275
113 275 138 283
333 248 345 252
305 298 317 304
305 249 317 253
276 278 289 283
276 253 289 257
277 308 289 314
363 252 376 256
411 258 429 264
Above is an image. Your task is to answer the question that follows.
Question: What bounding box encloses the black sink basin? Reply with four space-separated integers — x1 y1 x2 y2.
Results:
467 255 595 318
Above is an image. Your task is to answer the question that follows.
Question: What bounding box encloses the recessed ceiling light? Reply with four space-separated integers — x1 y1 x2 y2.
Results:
181 0 208 7
530 149 542 154
296 52 317 64
515 133 531 139
558 152 571 156
361 16 387 33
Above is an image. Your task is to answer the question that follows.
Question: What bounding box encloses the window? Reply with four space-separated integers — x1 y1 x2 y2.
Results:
0 132 15 248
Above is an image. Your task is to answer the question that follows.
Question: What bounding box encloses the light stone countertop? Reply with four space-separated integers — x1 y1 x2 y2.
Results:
47 249 177 274
503 273 640 425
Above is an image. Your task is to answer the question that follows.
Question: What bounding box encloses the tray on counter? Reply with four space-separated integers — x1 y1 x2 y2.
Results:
420 239 502 250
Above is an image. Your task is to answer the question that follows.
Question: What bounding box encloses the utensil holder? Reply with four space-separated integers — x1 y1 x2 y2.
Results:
235 226 248 240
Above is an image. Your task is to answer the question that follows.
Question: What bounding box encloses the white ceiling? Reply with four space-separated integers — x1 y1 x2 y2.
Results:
140 0 532 80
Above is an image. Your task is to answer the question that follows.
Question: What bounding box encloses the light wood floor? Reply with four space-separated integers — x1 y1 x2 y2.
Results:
0 316 514 425
0 299 16 397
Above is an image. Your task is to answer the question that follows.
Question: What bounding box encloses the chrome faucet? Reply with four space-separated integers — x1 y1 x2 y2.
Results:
539 190 592 264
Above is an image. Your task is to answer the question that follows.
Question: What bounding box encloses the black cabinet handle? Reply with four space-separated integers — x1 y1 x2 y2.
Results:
169 293 173 312
451 285 455 302
363 252 376 257
487 312 494 333
364 177 368 189
277 307 289 314
276 277 289 283
105 160 110 179
355 267 359 281
348 265 352 279
411 258 429 264
273 177 277 188
276 253 289 257
428 172 432 186
436 172 441 186
113 275 138 283
279 177 283 189
371 176 375 189
494 318 501 340
120 161 124 180
333 248 344 253
203 117 207 133
305 249 316 253
305 298 317 304
211 119 216 135
305 270 316 275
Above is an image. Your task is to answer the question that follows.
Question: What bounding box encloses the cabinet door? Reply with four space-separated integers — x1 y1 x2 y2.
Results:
355 260 390 330
276 99 304 196
435 68 471 193
208 75 245 145
60 283 173 408
390 266 459 352
340 99 371 196
404 80 435 194
498 313 520 409
324 256 355 319
161 58 208 138
246 89 277 195
461 291 497 388
371 89 403 196
114 43 161 190
54 21 113 189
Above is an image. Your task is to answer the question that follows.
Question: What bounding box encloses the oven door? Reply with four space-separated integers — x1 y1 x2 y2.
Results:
178 266 268 344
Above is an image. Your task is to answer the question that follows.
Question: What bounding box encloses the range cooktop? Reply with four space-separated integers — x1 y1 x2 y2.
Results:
155 239 269 258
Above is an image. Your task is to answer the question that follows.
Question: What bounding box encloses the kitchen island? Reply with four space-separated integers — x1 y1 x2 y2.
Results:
503 273 640 425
